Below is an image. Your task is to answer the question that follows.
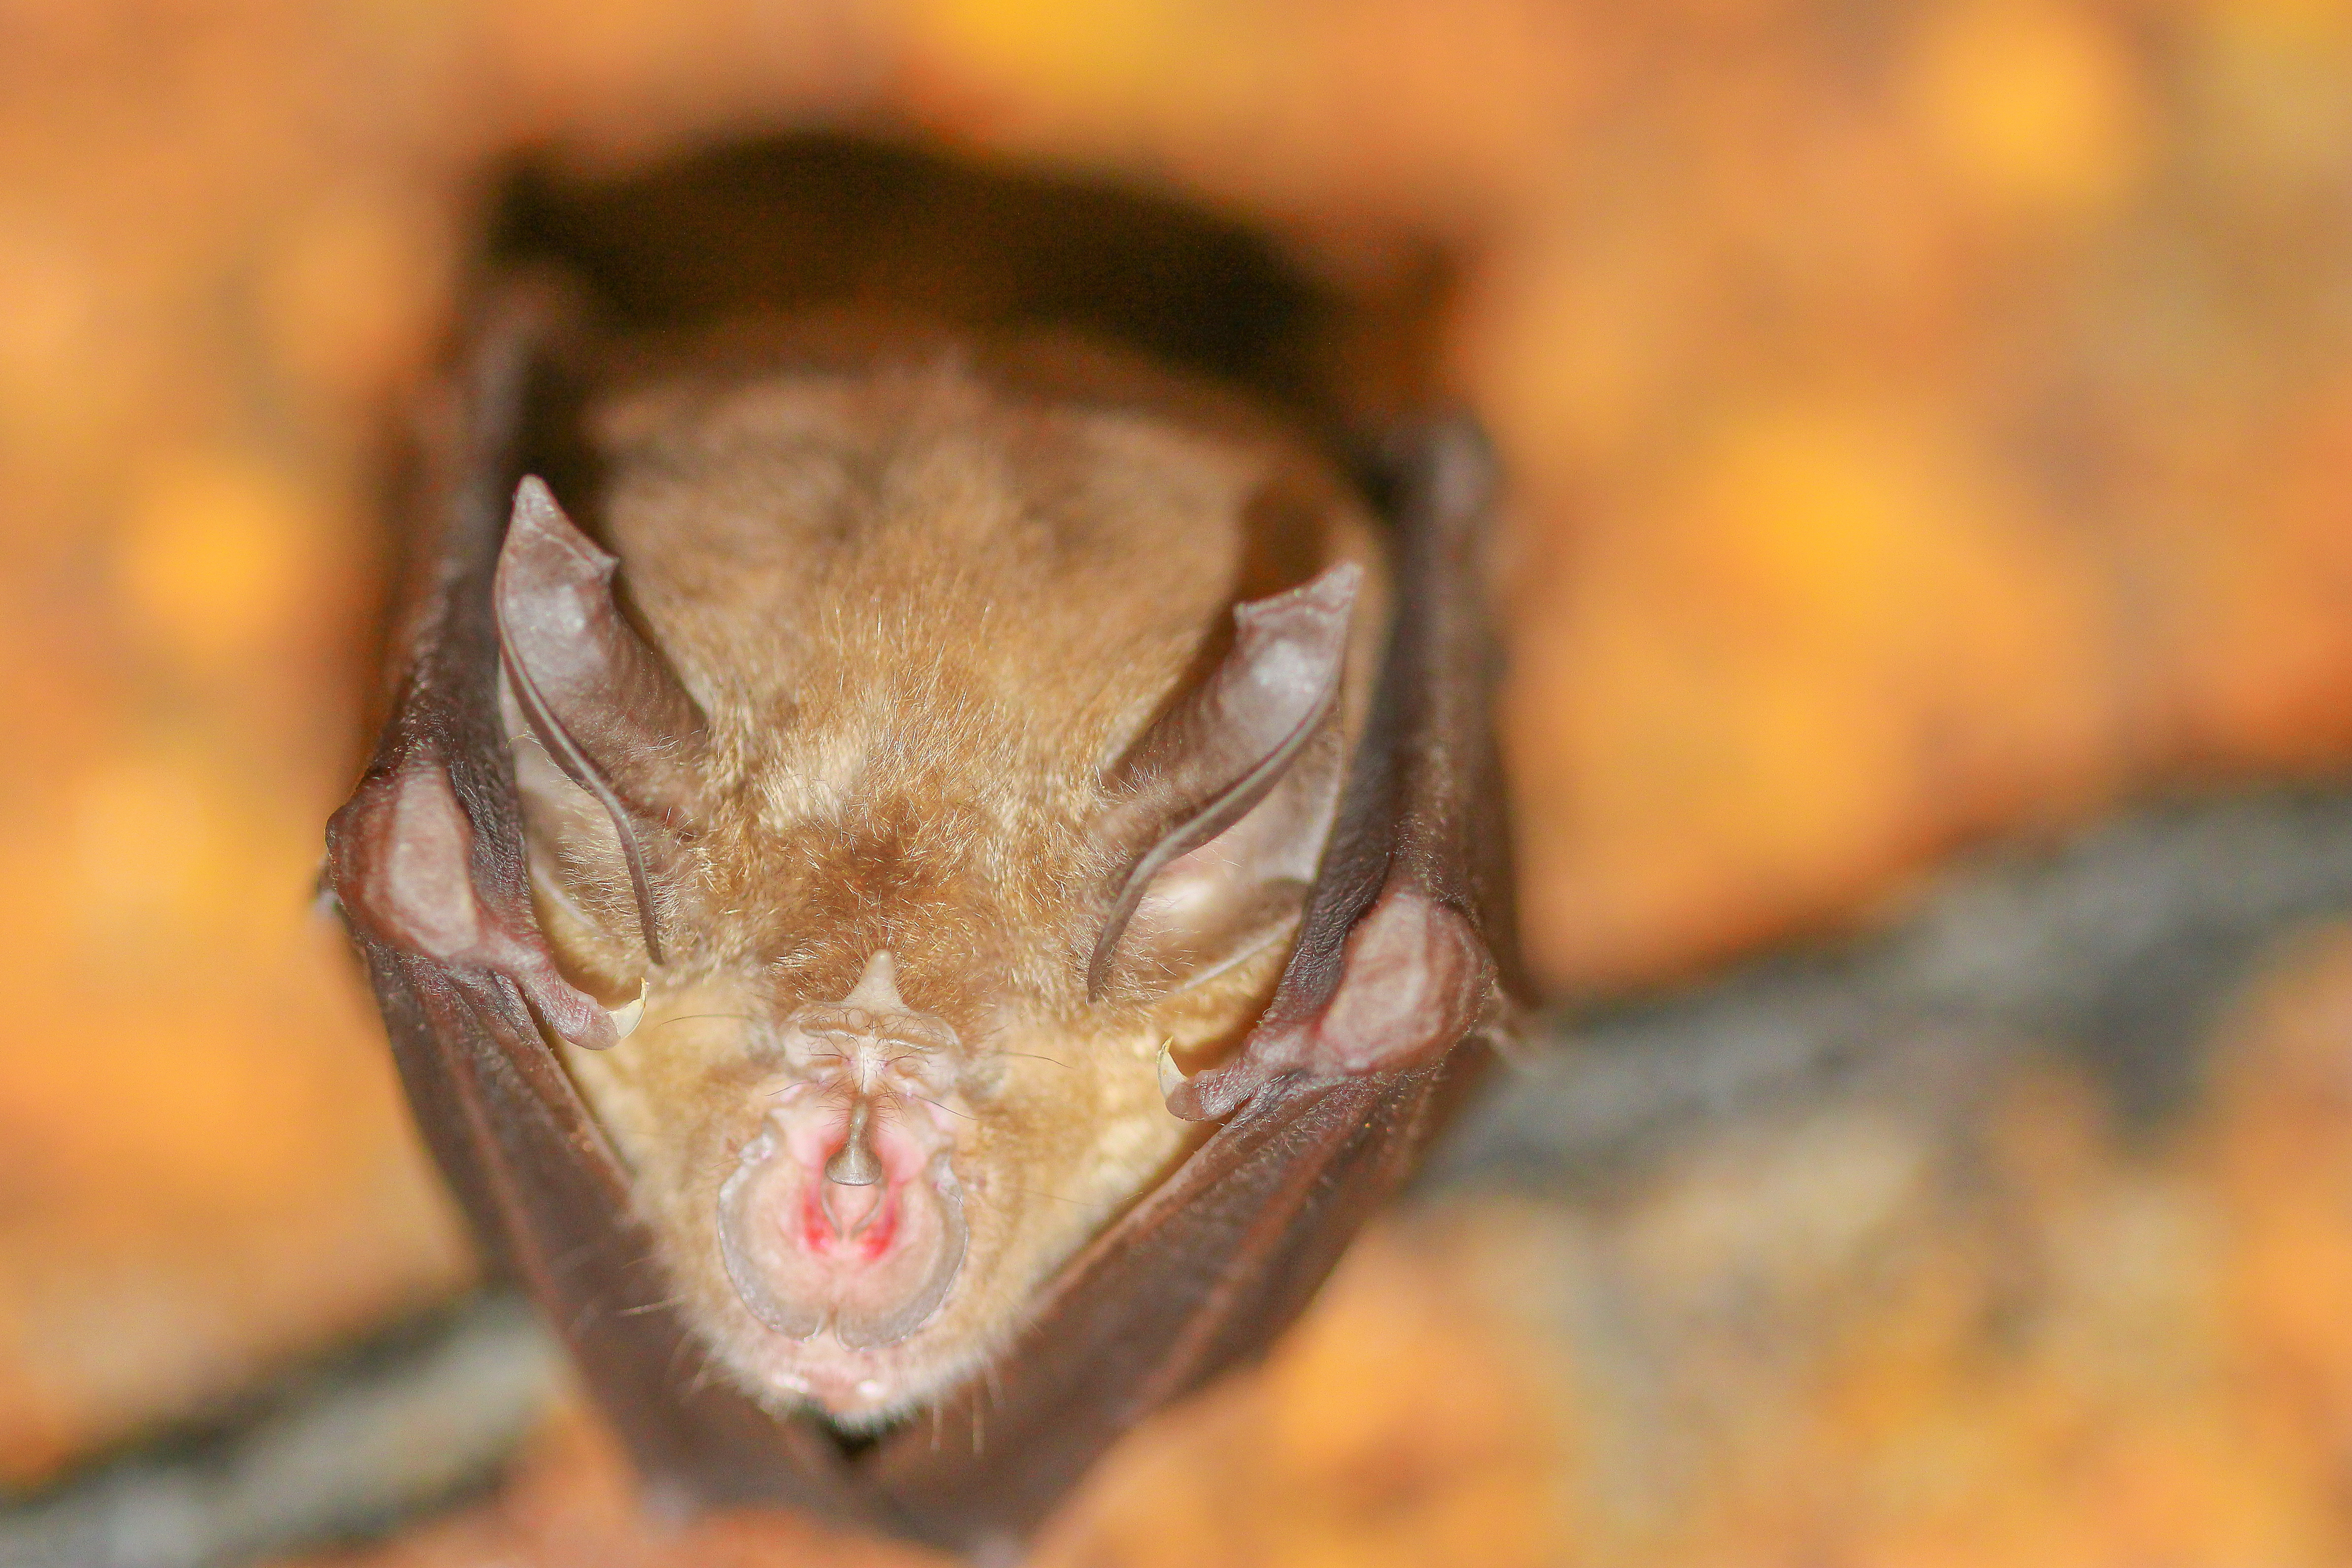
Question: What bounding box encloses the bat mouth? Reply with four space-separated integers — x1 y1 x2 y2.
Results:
716 1098 969 1354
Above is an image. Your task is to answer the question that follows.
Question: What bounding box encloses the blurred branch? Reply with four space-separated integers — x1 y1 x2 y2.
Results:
0 1297 556 1568
1429 785 2352 1191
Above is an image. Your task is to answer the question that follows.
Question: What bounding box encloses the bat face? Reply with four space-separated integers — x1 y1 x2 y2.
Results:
494 347 1387 1423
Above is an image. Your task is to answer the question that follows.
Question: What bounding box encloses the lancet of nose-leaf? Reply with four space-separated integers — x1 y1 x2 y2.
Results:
494 475 710 963
1086 560 1362 999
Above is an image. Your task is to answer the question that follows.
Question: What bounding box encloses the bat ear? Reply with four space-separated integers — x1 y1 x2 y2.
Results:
495 476 710 963
1086 562 1361 1000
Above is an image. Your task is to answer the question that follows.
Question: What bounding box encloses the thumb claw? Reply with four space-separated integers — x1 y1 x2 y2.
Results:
1156 1040 1191 1102
608 979 649 1042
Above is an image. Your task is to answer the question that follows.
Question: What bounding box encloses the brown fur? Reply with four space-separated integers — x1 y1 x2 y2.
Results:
507 340 1387 1422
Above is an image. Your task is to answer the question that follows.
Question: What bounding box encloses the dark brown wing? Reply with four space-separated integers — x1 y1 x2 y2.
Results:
325 280 1522 1554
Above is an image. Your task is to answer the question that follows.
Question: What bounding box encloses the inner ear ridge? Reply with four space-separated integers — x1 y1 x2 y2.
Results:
501 620 672 964
1084 561 1362 1001
1113 714 1347 997
1086 693 1336 999
495 475 705 964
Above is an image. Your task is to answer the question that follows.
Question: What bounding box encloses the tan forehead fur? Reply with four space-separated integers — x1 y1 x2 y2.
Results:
561 348 1383 1027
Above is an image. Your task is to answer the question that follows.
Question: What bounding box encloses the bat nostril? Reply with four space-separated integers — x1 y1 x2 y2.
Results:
824 1099 884 1186
824 1143 882 1185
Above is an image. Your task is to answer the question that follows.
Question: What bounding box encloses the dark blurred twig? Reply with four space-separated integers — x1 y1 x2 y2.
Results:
0 1297 557 1568
1430 785 2352 1191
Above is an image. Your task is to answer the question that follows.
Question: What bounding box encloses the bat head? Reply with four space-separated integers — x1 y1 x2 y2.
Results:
487 360 1382 1423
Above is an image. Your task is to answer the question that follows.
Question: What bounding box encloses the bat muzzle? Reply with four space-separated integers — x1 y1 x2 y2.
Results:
716 1089 970 1359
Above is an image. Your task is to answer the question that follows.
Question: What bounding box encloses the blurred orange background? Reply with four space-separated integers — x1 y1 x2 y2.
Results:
5 0 2352 1563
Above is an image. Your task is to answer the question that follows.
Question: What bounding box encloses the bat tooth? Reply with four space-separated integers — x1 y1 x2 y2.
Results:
607 980 649 1041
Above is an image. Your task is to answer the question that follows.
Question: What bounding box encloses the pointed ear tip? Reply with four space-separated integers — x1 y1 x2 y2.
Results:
503 476 555 543
1300 560 1365 621
1292 558 1363 628
1240 558 1362 629
507 475 567 536
499 476 616 580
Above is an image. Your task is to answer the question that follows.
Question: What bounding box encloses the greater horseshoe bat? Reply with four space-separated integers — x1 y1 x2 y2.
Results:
325 141 1522 1554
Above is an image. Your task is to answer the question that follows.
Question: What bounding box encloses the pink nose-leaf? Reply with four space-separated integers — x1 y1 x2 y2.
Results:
714 953 971 1351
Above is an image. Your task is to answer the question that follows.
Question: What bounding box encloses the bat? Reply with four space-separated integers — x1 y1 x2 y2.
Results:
324 141 1522 1556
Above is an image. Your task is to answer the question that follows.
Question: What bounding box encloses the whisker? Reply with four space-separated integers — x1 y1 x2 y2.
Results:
1005 1184 1082 1207
647 1011 760 1035
910 1095 973 1121
990 1050 1071 1070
